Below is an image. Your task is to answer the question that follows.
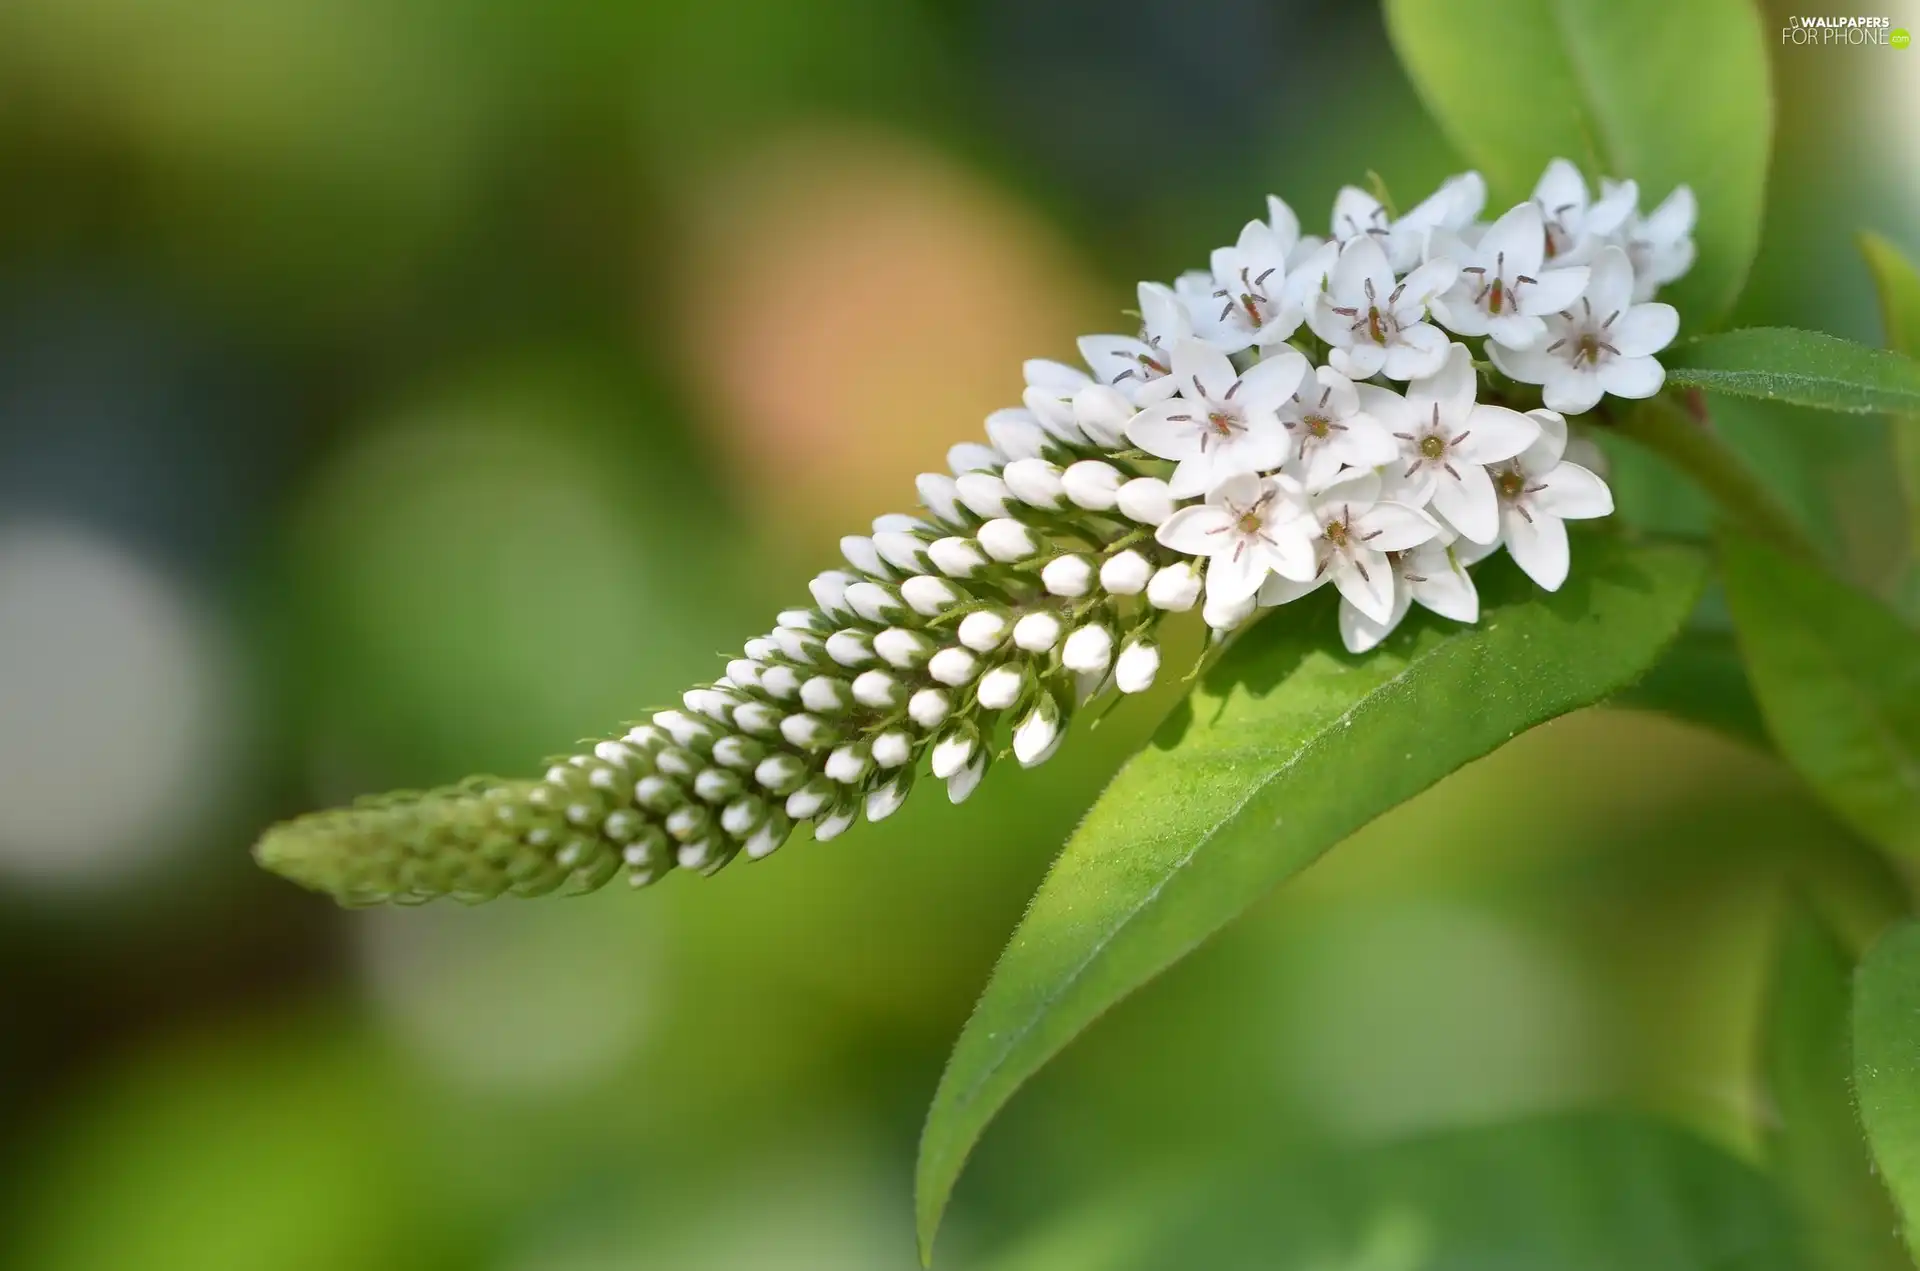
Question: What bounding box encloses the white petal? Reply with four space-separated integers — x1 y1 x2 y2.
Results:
1332 550 1396 624
1585 177 1638 237
1485 312 1547 349
1610 303 1679 357
1395 258 1460 310
1332 234 1395 303
1025 358 1091 394
1266 194 1301 250
1139 281 1192 343
1331 186 1388 242
1339 587 1411 654
1155 504 1235 556
1258 569 1327 607
1234 347 1311 416
1405 341 1477 424
1259 521 1321 582
1597 355 1665 400
1541 366 1605 414
1078 334 1157 389
1477 202 1546 276
1520 409 1569 470
1407 552 1478 623
1534 159 1590 218
1431 289 1491 338
1330 342 1386 380
1430 461 1499 544
1534 462 1614 520
1487 337 1558 386
1126 401 1206 462
1171 338 1239 401
1205 539 1269 603
1504 506 1570 590
1516 265 1589 316
1313 468 1381 511
1384 323 1454 383
1583 247 1636 317
1454 404 1539 464
1353 384 1415 432
1356 500 1440 551
1329 413 1402 470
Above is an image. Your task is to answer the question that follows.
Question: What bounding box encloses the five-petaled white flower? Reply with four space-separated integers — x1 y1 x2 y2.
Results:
1487 408 1616 591
1608 180 1697 302
1308 236 1459 381
1337 538 1482 654
1078 281 1193 404
1191 218 1309 353
1254 470 1441 624
1533 158 1638 267
1126 340 1308 498
1428 202 1590 350
1365 343 1540 545
1155 470 1317 604
1488 247 1678 414
1277 364 1400 490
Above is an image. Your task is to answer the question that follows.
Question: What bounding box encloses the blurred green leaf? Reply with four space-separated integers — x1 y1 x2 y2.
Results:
1721 534 1920 857
1858 233 1920 565
1613 621 1769 750
916 539 1707 1261
1854 921 1920 1260
979 1113 1805 1271
1667 330 1920 415
1382 0 1770 326
1763 903 1909 1271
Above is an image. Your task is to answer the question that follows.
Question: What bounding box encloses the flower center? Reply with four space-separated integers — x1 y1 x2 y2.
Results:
1323 517 1350 548
1236 509 1264 536
1303 414 1332 439
1208 411 1238 437
1419 434 1447 460
1495 467 1527 501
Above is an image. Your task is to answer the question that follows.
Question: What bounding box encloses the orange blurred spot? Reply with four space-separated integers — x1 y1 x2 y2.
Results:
673 124 1105 544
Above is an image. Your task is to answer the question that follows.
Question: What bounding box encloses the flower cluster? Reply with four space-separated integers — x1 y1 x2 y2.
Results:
255 158 1689 906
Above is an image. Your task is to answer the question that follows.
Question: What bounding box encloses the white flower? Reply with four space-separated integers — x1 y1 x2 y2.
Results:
1488 409 1615 591
1155 470 1317 604
1189 218 1307 353
1337 539 1481 654
1125 339 1307 498
1329 173 1483 272
1255 470 1441 624
1276 364 1400 490
1609 181 1697 301
1488 247 1678 414
1078 281 1192 404
1428 202 1590 350
1308 237 1458 381
1365 344 1540 544
1532 158 1637 267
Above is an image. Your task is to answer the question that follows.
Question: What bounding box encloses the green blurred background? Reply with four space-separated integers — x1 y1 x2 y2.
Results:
1 1 1917 1267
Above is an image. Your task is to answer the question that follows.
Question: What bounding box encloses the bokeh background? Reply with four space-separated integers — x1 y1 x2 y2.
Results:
2 1 1918 1267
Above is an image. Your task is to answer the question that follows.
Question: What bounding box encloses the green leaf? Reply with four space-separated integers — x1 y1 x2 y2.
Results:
1858 233 1920 562
1613 620 1769 751
1720 534 1920 857
1854 921 1920 1260
979 1113 1805 1271
1763 904 1909 1271
1666 329 1920 416
915 538 1707 1261
1383 0 1770 326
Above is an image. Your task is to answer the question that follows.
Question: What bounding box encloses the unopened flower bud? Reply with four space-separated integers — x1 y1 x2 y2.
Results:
841 535 886 576
978 519 1038 562
845 581 901 623
985 408 1049 460
1100 550 1152 596
1013 612 1062 652
873 532 929 573
825 629 874 666
1072 384 1133 448
928 646 979 686
800 675 849 714
948 442 999 474
976 663 1027 710
901 574 959 615
931 723 980 779
851 669 902 708
1115 639 1161 693
873 627 932 668
1062 459 1123 510
1013 693 1064 767
1062 624 1114 674
872 730 913 768
1042 554 1094 597
1002 459 1066 509
908 688 950 728
1117 477 1176 525
959 610 1009 652
1203 590 1257 632
928 536 987 578
1147 562 1201 611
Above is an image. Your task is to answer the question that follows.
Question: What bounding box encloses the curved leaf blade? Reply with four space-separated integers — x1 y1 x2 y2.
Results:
1612 621 1769 751
1763 904 1909 1271
1383 0 1771 326
1721 534 1920 857
1854 920 1920 1260
1666 328 1920 416
915 538 1707 1261
1858 232 1920 562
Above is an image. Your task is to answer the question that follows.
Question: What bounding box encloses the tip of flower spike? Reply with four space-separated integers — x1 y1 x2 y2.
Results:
253 778 616 907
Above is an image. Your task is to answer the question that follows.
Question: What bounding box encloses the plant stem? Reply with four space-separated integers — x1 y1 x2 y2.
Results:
1610 392 1818 560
